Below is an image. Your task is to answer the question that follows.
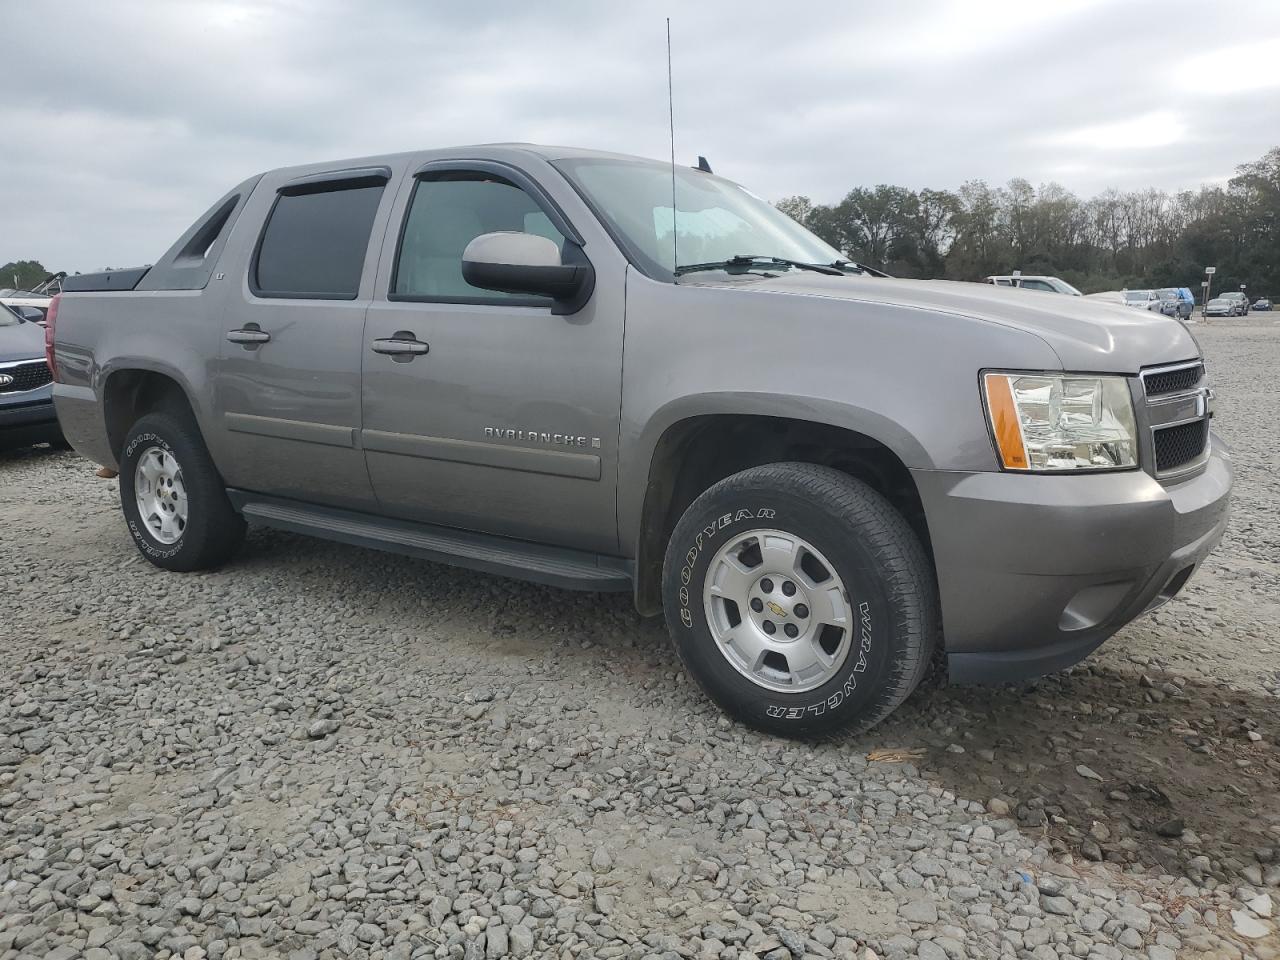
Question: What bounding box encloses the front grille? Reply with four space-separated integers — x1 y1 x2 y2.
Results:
1143 362 1203 397
0 360 52 393
1154 419 1208 473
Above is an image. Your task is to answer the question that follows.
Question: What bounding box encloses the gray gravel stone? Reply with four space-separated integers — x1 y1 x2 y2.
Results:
899 898 939 924
509 924 534 957
1041 895 1074 916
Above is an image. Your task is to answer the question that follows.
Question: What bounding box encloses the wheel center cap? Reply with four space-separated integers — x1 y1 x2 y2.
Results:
746 574 812 643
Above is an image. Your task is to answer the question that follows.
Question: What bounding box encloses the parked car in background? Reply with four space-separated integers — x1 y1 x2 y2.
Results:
1089 289 1166 312
0 303 62 449
1127 289 1167 312
1158 288 1193 320
1251 297 1271 311
1205 298 1236 317
0 274 65 323
1177 287 1196 315
1220 291 1249 316
0 289 52 323
985 275 1083 295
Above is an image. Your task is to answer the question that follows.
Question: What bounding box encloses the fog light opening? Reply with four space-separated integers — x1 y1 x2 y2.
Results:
1160 565 1195 601
1058 581 1135 632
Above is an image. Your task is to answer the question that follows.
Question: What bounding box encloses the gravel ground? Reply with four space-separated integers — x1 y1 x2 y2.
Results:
2 320 1278 960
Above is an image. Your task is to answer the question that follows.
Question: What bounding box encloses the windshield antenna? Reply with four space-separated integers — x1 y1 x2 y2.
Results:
666 18 678 277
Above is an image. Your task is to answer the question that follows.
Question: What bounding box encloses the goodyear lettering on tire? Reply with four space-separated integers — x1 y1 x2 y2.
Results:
677 508 776 629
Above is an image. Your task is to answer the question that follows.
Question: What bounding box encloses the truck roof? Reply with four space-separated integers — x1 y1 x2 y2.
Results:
255 143 671 182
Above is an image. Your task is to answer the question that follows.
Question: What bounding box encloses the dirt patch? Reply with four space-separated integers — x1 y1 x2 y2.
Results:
884 663 1280 881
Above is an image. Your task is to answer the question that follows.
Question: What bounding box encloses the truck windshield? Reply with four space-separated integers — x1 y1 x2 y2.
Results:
553 157 843 280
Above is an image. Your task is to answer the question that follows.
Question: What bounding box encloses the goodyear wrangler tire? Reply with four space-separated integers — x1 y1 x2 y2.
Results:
119 411 245 572
662 462 937 738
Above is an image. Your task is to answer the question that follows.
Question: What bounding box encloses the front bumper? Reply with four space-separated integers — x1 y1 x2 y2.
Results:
0 394 62 447
913 433 1232 683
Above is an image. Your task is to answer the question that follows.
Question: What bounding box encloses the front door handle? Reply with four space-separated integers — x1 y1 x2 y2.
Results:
371 332 430 360
226 326 271 345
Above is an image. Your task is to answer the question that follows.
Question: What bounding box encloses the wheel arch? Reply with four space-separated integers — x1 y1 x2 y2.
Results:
102 363 203 463
627 396 936 616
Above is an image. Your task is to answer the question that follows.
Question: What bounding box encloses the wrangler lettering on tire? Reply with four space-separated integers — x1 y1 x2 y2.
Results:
661 462 937 738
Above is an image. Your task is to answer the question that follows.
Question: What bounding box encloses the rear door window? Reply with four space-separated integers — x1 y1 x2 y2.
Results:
253 183 385 299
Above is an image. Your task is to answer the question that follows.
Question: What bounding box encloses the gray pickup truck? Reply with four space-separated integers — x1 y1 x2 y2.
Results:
50 144 1231 736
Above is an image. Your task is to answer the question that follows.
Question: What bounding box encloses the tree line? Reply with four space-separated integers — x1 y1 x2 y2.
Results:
0 260 51 291
777 146 1280 298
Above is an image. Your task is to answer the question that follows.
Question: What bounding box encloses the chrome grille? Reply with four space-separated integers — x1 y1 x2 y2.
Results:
0 359 52 394
1154 420 1209 473
1142 361 1203 397
1141 359 1211 478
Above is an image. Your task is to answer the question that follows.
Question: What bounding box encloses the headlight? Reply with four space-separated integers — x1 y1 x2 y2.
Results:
983 372 1138 472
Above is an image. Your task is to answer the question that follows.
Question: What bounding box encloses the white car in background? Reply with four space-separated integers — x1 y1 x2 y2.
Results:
985 275 1083 295
1086 289 1165 313
0 273 63 323
0 291 51 323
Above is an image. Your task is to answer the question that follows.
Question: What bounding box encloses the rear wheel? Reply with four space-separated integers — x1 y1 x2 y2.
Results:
662 462 937 738
119 411 245 571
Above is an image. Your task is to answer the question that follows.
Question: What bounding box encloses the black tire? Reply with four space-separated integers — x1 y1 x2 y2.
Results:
119 410 245 571
662 462 937 738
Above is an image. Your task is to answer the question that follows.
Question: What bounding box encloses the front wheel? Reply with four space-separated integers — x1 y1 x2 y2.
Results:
119 411 245 571
662 463 938 738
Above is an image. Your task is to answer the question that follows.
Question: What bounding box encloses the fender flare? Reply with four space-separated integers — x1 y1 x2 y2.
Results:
621 392 935 614
621 390 933 548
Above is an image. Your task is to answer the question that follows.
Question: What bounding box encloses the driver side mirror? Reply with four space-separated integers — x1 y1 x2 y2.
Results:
461 232 594 315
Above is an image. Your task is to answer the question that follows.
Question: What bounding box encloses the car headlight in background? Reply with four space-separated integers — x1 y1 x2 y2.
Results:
983 372 1138 471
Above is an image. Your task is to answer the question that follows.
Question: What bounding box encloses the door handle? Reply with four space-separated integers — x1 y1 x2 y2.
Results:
226 327 271 345
371 333 430 358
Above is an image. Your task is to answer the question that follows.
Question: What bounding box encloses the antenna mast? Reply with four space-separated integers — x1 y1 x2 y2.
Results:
666 18 678 275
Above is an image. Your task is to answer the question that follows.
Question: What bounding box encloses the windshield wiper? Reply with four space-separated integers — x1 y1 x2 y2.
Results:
675 255 845 277
831 259 892 278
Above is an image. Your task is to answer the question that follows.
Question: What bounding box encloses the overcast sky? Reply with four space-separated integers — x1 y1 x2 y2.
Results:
4 0 1279 274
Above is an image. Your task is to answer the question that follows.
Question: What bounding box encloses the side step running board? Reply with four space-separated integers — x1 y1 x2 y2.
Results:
227 491 632 593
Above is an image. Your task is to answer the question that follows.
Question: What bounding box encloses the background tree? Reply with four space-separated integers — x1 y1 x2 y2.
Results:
0 260 51 290
776 146 1280 297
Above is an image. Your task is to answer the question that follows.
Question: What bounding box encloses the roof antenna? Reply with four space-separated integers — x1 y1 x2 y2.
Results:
666 17 678 277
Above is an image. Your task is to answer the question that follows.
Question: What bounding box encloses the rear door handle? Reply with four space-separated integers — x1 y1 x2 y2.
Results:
226 326 271 345
371 332 430 359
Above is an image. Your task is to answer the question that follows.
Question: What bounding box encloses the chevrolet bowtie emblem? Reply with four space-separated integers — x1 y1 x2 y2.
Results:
766 601 787 618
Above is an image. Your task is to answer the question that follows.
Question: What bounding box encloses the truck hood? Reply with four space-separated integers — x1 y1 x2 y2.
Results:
708 273 1200 372
0 317 47 364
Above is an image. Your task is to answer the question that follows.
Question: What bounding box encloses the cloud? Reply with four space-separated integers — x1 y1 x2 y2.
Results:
1178 39 1280 94
1035 111 1189 151
2 0 1278 272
